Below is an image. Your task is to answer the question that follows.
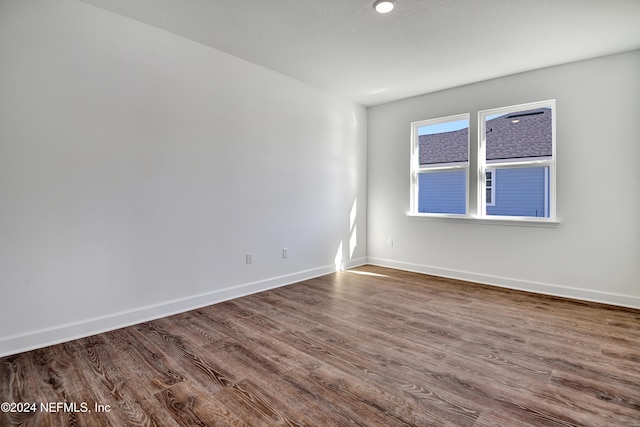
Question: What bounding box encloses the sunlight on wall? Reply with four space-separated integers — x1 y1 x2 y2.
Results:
335 198 358 271
349 225 357 258
334 240 343 271
349 199 357 258
349 198 357 227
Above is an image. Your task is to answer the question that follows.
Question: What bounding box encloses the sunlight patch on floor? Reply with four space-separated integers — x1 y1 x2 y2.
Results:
343 270 388 278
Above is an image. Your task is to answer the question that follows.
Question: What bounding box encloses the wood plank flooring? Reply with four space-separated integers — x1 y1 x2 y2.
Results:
1 265 639 426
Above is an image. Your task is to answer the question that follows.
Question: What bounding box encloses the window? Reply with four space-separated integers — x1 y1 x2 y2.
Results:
479 100 555 219
410 114 469 215
410 100 556 222
485 169 495 206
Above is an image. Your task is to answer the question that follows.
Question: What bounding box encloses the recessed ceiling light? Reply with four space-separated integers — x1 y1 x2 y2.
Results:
373 0 396 14
511 119 521 123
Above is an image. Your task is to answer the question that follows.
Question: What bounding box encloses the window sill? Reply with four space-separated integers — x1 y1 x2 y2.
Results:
406 213 560 228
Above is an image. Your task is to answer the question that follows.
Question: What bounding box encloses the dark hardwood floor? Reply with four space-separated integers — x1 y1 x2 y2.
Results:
1 265 639 426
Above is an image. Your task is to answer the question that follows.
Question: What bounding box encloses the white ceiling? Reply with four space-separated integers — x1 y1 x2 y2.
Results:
78 0 640 106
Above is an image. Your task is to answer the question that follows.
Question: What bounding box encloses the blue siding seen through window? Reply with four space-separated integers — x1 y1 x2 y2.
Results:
418 170 466 214
486 166 549 217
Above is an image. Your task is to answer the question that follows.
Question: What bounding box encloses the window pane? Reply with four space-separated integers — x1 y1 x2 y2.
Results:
418 170 466 214
485 107 552 161
486 166 550 217
418 119 469 165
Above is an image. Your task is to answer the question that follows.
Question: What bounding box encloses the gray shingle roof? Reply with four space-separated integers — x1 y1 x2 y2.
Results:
486 107 552 161
419 128 468 165
419 107 552 166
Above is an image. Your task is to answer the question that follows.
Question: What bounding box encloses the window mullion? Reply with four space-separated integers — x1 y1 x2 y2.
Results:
477 113 487 217
485 159 553 169
417 164 467 173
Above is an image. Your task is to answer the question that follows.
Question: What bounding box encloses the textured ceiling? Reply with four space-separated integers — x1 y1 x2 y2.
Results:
78 0 640 106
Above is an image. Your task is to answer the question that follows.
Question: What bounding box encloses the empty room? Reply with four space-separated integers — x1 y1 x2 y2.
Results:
1 0 639 425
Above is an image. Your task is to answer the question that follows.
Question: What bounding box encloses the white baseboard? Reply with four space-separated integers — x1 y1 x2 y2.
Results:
367 257 640 310
337 256 368 271
0 258 367 358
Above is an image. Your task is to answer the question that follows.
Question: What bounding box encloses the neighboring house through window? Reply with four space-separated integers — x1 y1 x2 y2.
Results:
410 100 556 221
485 169 495 207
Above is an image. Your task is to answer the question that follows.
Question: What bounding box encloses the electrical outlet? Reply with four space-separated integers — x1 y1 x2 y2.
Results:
282 248 288 258
387 238 393 247
245 253 252 264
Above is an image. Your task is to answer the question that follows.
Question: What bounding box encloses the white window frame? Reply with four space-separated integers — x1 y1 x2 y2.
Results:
410 113 470 216
478 100 556 221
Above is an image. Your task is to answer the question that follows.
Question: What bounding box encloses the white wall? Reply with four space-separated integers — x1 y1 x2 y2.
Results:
0 0 367 357
367 50 640 309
